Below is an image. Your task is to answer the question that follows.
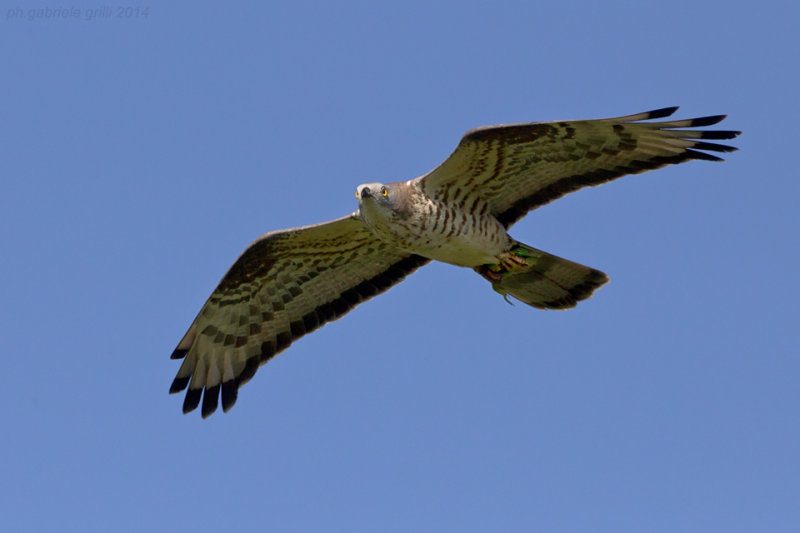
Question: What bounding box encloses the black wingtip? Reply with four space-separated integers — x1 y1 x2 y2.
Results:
696 130 742 140
169 376 190 394
645 106 680 120
686 114 727 127
182 388 202 414
691 140 739 153
170 348 188 360
221 380 239 412
201 384 220 418
686 149 725 162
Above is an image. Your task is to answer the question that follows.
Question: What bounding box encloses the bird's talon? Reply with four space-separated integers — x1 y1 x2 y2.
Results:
492 284 514 305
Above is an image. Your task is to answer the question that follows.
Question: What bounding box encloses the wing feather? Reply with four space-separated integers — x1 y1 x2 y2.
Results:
170 214 428 417
417 107 741 228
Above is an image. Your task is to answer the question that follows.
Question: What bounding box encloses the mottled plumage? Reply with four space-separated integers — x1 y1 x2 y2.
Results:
170 106 740 417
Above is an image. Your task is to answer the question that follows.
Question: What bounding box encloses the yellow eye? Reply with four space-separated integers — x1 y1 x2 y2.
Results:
355 190 359 199
381 187 388 197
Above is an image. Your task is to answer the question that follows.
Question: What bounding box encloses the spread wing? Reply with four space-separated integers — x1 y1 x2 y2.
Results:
169 214 429 417
417 106 741 227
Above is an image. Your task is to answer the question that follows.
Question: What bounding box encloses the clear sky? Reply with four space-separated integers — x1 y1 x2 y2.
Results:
2 1 797 531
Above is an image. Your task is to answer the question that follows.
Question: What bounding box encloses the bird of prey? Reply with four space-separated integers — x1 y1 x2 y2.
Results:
170 106 740 417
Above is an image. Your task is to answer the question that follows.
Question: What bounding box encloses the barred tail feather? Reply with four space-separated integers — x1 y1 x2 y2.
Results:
479 242 609 310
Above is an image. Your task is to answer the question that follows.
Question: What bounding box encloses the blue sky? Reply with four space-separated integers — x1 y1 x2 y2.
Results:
2 1 798 531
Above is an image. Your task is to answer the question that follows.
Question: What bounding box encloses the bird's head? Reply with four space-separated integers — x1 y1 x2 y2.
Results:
355 181 412 226
355 182 389 202
356 182 392 213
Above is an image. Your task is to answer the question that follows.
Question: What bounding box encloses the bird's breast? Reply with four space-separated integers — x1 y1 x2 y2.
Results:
365 197 510 268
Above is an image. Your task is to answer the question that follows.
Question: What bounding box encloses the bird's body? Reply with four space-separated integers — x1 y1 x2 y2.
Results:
357 180 509 267
169 106 740 417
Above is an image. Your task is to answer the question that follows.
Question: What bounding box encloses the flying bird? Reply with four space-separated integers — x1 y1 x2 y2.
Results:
170 106 740 417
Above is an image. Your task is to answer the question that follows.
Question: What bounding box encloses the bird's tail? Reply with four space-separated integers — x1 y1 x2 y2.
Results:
475 241 609 309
